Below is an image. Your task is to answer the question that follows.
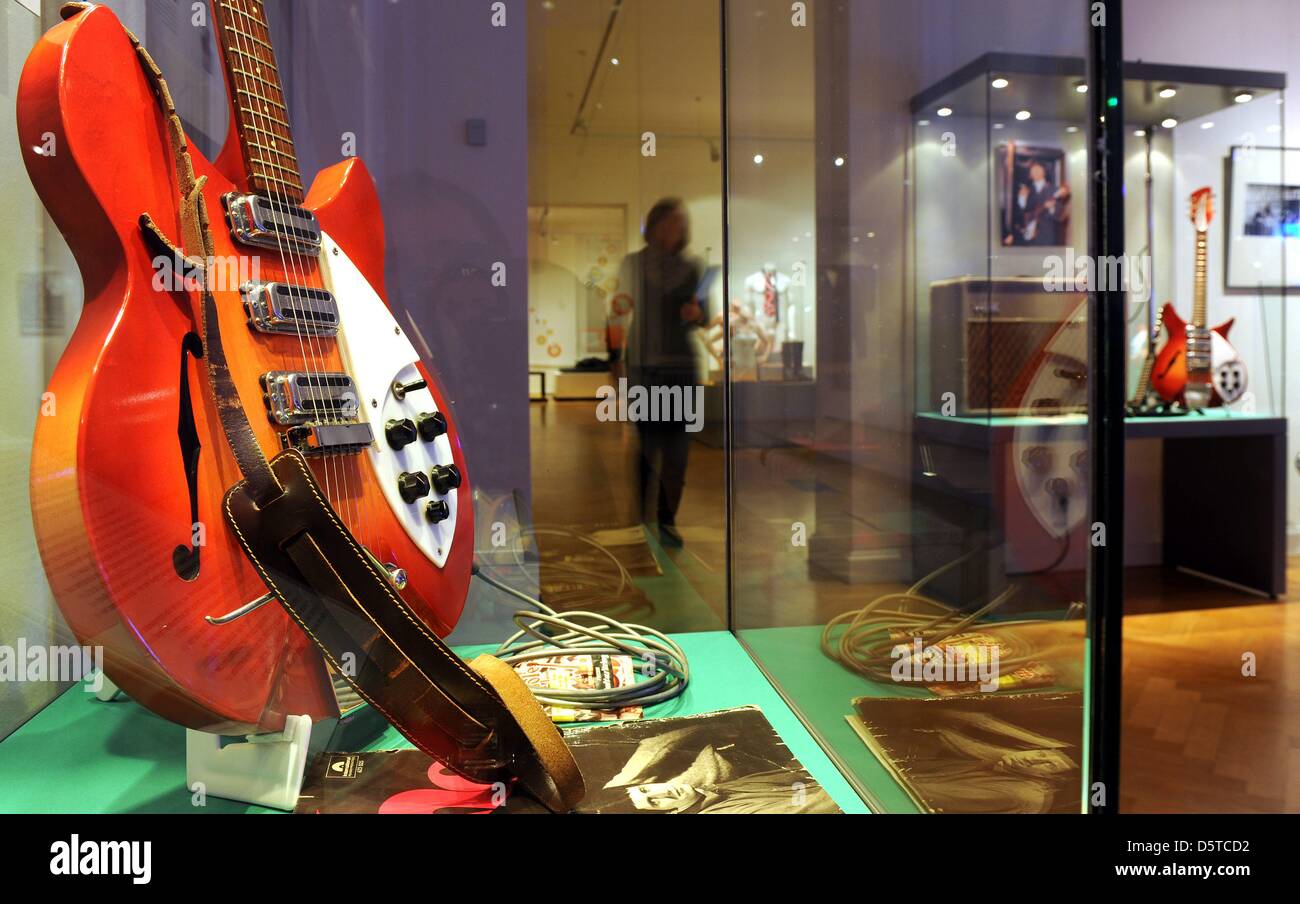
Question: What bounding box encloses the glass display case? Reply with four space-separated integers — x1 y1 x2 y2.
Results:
0 0 1296 824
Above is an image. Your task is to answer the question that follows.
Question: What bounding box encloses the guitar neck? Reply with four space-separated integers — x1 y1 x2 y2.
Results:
1192 229 1208 329
211 0 305 202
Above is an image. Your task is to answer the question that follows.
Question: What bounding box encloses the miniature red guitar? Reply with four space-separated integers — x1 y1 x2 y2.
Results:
18 1 473 734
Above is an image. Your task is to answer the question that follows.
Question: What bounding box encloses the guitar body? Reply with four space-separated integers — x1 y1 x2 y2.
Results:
18 5 473 734
1150 302 1243 407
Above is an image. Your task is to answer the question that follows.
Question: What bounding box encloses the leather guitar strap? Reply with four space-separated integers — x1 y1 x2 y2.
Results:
74 1 584 811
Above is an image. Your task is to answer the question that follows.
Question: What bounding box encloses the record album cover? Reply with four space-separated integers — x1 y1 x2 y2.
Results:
296 706 839 814
849 691 1083 814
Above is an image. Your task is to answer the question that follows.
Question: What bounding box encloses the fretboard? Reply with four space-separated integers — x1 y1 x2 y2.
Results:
1192 230 1208 329
213 0 304 202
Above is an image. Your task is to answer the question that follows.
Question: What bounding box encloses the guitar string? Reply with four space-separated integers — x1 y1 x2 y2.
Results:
241 0 371 556
231 0 359 543
219 0 326 511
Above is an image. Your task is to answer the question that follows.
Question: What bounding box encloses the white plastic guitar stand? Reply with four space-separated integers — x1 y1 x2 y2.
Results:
88 670 123 702
87 670 313 810
185 715 313 812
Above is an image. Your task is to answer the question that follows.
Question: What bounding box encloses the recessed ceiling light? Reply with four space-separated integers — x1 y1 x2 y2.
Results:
1134 129 1146 137
834 156 845 167
993 122 1005 129
1161 117 1178 129
1201 121 1215 130
1015 109 1032 121
917 119 931 126
753 154 764 165
1158 86 1177 99
610 57 620 66
991 77 1009 89
1075 81 1088 94
937 107 953 117
1066 126 1079 133
1235 91 1254 104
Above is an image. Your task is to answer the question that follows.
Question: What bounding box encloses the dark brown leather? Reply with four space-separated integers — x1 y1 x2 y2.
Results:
224 452 583 809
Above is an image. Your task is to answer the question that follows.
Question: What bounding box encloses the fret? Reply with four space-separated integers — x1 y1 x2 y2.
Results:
247 139 298 164
235 88 288 113
223 42 277 70
248 156 301 178
237 108 295 134
230 66 286 96
251 172 305 193
219 5 275 53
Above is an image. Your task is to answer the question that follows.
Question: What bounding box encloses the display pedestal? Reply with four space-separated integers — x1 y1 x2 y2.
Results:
185 716 312 812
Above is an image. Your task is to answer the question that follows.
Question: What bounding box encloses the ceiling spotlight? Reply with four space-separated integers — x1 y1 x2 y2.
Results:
1235 91 1254 104
610 57 620 66
937 106 953 117
1161 117 1178 129
1134 129 1146 137
1200 121 1215 130
1066 126 1080 133
834 156 845 167
1158 86 1177 99
1015 109 1032 121
753 153 764 165
1074 81 1088 94
991 77 1009 89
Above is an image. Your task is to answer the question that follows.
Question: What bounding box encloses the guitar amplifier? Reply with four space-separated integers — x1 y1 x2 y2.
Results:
928 276 1087 416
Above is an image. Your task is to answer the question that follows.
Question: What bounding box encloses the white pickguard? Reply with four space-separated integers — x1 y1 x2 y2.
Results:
1209 331 1247 405
317 231 457 569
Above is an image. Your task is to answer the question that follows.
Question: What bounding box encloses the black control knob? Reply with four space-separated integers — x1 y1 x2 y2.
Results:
430 464 462 495
397 471 431 504
417 411 448 442
385 418 418 450
425 500 450 524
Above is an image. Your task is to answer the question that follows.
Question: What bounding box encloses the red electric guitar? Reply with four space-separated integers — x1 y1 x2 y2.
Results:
1151 187 1248 409
18 2 473 735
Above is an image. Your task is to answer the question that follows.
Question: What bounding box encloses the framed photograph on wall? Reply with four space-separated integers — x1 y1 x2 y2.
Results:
997 143 1071 248
1226 146 1300 289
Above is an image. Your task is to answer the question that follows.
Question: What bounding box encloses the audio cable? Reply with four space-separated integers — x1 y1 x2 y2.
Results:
820 546 1066 683
473 563 689 713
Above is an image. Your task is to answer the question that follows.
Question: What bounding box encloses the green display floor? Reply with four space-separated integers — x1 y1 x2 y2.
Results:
0 631 868 814
739 626 927 813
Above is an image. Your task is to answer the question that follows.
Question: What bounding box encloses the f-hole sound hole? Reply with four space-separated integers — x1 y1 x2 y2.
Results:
173 332 205 582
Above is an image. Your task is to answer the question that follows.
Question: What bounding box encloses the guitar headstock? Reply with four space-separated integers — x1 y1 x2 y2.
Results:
1188 187 1214 232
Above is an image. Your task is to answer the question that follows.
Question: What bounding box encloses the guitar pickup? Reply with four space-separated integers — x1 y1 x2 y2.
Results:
260 371 360 426
243 282 339 337
223 192 322 255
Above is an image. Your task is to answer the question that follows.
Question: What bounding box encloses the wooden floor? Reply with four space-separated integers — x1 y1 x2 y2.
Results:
530 399 1300 813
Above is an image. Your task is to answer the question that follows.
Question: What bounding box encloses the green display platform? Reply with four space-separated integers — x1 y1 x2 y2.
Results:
739 625 924 813
0 631 867 814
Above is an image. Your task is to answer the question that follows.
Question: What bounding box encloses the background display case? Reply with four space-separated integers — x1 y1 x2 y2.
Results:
2 0 1298 817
